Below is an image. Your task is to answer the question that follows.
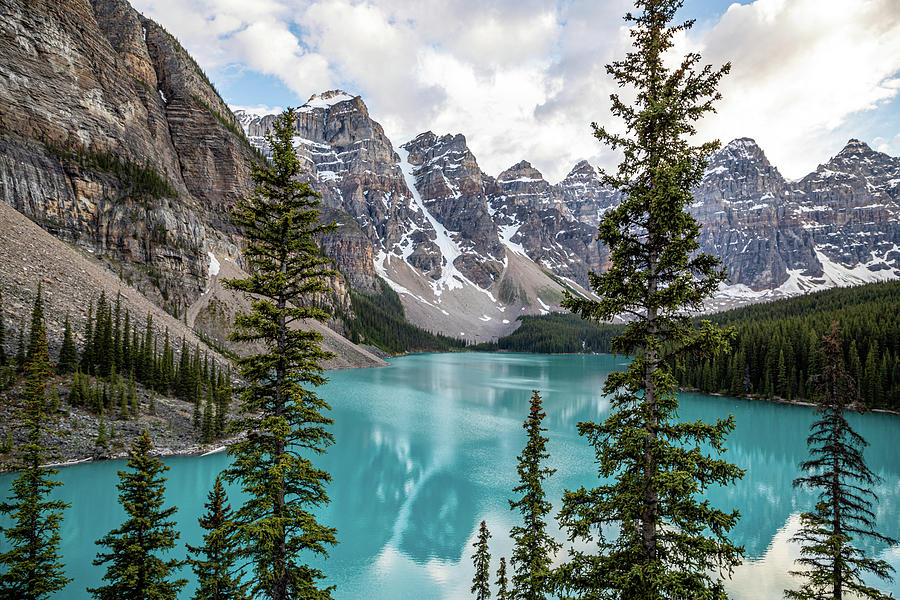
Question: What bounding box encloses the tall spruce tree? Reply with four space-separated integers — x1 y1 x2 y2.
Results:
496 557 510 600
57 314 78 375
786 322 897 600
471 520 492 600
187 476 249 600
557 1 744 598
222 107 338 600
0 327 71 600
509 391 559 600
80 302 94 375
0 289 7 367
89 429 186 600
26 284 44 362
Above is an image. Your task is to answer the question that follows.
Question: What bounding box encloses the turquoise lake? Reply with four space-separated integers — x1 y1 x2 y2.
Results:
2 352 899 598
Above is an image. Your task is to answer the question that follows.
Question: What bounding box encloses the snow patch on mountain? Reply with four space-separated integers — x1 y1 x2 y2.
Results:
299 90 356 112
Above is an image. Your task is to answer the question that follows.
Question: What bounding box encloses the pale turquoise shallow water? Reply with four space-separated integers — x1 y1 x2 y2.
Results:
2 352 898 599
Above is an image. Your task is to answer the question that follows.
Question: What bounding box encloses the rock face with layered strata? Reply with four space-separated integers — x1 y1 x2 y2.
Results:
0 0 255 314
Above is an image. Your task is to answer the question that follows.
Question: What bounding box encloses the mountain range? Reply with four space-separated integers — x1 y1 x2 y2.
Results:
1 0 899 352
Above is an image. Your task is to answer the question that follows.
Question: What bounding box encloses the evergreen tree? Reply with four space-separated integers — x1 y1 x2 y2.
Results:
786 322 897 600
95 415 108 448
57 314 78 374
112 294 122 374
187 476 250 600
509 391 559 600
0 289 7 367
201 394 214 443
471 520 492 600
80 302 94 375
176 339 192 400
222 107 338 600
89 429 186 600
26 283 45 362
496 557 510 600
0 327 71 600
193 393 202 431
141 314 154 384
557 2 743 598
214 370 231 437
121 311 132 376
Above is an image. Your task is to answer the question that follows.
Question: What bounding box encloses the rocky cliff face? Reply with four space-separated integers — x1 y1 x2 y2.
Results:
0 0 254 316
689 138 900 295
689 138 817 291
792 139 900 281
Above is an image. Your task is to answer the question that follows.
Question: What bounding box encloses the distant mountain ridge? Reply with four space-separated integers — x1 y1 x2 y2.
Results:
234 95 900 326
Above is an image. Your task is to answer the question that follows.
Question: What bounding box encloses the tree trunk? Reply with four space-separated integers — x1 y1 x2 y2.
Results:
642 249 660 565
832 405 842 600
273 255 288 600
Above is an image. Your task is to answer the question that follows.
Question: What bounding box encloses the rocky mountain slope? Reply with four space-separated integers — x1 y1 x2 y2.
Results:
236 94 600 341
0 0 378 359
238 93 900 332
0 0 259 316
691 138 900 301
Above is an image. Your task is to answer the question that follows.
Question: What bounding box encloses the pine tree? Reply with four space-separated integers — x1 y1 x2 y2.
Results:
112 294 122 374
471 520 492 600
193 393 202 431
176 339 192 400
0 327 71 600
214 370 231 437
496 557 510 600
95 415 108 448
509 391 559 600
557 1 743 598
80 302 94 375
786 322 897 600
121 311 132 376
0 289 7 367
187 476 250 600
222 107 338 600
89 429 187 600
201 394 214 443
26 283 45 362
57 314 78 374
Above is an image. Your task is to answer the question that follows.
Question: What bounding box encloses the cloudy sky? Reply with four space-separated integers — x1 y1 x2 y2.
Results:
131 0 900 183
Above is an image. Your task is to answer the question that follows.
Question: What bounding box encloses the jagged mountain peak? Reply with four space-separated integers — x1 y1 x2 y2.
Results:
564 159 598 179
837 138 874 156
302 89 358 109
805 137 897 185
498 160 546 183
710 137 774 169
402 131 468 153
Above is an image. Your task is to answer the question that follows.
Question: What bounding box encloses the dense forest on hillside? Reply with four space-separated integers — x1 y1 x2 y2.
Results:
474 312 625 354
476 281 899 411
339 278 468 354
0 289 232 447
675 281 900 410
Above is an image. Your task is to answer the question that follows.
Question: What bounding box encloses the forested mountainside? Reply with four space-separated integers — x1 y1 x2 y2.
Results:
676 280 900 410
484 281 900 411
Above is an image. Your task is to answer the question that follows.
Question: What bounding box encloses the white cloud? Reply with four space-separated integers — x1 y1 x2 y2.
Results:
694 0 900 178
131 0 900 183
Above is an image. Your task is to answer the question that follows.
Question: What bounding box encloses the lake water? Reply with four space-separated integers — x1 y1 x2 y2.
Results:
2 352 899 599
